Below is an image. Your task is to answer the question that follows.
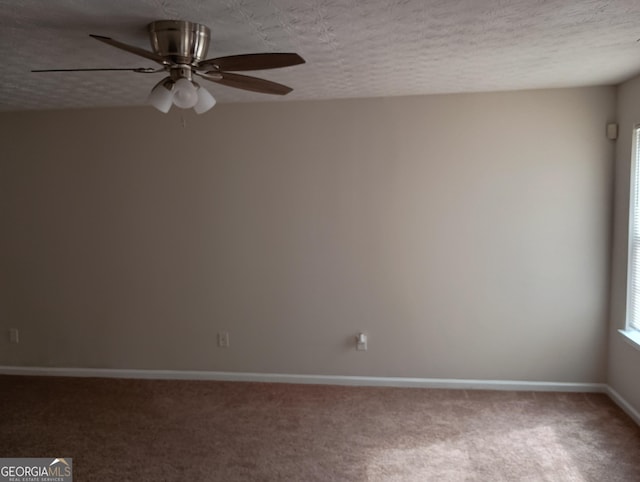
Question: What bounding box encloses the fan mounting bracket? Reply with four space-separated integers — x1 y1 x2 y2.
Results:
148 20 210 66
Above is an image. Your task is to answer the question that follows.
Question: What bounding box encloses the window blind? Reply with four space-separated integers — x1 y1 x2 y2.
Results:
628 126 640 331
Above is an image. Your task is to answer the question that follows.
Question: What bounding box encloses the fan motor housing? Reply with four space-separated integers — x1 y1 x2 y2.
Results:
148 20 210 65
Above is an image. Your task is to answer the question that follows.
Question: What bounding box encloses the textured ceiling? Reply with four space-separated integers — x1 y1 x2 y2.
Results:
1 0 640 111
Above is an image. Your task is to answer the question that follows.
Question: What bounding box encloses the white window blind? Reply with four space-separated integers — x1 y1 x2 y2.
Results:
628 125 640 332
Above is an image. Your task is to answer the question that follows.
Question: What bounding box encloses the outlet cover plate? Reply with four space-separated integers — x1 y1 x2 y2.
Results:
218 332 229 348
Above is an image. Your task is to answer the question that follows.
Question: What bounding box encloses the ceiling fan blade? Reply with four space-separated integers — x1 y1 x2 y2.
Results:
199 71 293 95
89 34 166 65
31 67 159 73
197 53 305 72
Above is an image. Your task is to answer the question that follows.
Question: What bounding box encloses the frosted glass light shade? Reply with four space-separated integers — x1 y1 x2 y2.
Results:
148 78 174 113
172 78 198 109
194 86 216 114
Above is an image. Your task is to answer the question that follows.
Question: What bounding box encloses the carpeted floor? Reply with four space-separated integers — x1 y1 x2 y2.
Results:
1 376 640 481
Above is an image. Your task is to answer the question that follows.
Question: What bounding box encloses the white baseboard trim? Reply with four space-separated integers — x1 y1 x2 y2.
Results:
0 365 606 392
606 386 640 426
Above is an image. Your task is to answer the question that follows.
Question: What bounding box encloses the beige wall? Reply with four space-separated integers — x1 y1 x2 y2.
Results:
0 87 615 381
609 73 640 408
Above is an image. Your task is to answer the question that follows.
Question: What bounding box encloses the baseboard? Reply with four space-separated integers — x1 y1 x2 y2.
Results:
0 365 606 392
606 386 640 426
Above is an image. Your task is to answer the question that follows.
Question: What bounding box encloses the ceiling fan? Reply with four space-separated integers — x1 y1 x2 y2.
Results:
32 20 305 114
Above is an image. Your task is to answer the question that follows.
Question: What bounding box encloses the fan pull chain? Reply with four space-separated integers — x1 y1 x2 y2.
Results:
181 114 187 128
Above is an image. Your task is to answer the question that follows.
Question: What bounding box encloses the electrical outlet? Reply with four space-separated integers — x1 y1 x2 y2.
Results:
356 332 367 351
9 329 19 344
217 331 230 348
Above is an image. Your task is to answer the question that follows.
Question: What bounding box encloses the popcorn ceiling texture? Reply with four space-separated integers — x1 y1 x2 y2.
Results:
1 0 640 111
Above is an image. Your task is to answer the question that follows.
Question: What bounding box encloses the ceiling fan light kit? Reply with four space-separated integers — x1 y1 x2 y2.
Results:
147 62 217 114
33 20 305 115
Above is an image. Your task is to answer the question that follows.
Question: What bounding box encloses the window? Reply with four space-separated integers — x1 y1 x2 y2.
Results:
625 125 640 346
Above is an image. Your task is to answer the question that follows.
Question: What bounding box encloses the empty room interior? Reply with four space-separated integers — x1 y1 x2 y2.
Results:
2 1 640 480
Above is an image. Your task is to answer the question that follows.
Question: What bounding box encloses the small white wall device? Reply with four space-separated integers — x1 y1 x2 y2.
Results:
356 332 367 351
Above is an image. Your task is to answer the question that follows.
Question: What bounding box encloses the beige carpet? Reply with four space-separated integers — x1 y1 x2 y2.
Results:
1 376 640 481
